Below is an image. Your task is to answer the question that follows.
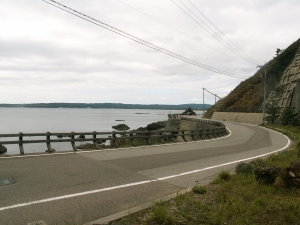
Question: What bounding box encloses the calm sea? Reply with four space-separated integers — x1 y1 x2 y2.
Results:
0 107 201 154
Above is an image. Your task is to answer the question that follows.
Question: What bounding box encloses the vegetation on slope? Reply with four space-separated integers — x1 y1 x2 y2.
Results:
204 38 300 118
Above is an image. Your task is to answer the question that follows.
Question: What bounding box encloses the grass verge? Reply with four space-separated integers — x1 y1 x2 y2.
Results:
114 124 300 225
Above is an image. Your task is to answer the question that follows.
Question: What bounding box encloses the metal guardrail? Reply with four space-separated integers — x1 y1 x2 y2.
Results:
0 118 228 155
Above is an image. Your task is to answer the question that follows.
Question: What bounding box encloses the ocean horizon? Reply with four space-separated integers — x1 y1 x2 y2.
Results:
0 107 203 154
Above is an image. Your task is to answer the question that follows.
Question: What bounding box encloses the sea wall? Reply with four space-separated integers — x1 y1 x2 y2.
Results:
211 112 264 125
164 117 224 142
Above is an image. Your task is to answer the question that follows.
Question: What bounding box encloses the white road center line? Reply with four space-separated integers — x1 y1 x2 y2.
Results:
0 130 290 212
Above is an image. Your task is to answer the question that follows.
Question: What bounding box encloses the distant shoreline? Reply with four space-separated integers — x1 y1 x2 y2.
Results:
0 103 211 110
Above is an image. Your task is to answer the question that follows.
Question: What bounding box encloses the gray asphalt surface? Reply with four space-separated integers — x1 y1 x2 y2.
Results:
0 121 290 225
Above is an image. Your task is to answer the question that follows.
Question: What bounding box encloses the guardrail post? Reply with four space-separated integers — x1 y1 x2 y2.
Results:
222 127 228 136
145 132 151 145
191 130 197 141
159 131 165 144
218 128 224 137
182 130 187 142
71 132 77 151
213 129 219 138
46 132 52 152
210 129 215 138
93 131 99 149
171 131 177 143
214 129 220 138
112 131 118 148
198 129 205 140
19 132 24 155
129 132 136 147
203 129 209 139
208 129 213 139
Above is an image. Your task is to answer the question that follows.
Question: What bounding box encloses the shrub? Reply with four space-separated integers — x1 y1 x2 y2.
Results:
213 171 231 184
219 171 231 181
235 162 253 174
236 159 266 174
280 107 299 125
192 185 207 194
251 158 266 168
148 201 174 225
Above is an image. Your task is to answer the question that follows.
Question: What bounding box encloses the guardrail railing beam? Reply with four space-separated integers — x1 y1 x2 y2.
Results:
0 118 228 155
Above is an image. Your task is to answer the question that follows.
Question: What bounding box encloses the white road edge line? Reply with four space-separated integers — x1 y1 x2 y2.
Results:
0 129 290 212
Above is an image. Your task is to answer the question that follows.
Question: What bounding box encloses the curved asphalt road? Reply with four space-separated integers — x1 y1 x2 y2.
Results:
0 121 290 225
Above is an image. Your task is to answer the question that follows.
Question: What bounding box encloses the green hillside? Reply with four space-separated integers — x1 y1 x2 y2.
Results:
204 38 300 118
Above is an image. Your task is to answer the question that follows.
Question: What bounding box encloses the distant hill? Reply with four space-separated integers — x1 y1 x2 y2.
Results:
0 103 211 110
204 38 300 118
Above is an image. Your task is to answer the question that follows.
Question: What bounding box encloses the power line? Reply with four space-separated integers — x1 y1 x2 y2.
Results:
116 0 250 67
172 0 258 66
41 0 249 79
173 0 257 66
186 0 259 65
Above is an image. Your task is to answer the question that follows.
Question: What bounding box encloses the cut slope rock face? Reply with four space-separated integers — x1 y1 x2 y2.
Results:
204 38 300 119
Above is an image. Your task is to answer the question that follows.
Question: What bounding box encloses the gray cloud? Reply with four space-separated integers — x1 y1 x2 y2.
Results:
0 0 299 104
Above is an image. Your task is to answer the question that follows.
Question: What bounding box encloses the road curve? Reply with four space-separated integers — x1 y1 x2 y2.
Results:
0 121 290 225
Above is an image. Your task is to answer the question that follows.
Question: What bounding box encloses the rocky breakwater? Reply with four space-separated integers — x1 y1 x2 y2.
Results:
109 121 167 147
76 134 106 150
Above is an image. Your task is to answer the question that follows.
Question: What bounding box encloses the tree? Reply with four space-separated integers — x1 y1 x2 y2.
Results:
275 48 285 57
280 107 299 125
265 101 280 124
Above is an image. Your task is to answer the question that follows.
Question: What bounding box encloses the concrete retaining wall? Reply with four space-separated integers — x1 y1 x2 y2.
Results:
177 119 197 142
212 112 264 125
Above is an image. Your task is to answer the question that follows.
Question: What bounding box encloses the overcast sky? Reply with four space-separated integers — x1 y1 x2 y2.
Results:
1 0 299 105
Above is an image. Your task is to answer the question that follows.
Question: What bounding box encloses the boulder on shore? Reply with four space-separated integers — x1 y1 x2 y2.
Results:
45 148 56 153
0 144 7 154
255 167 281 185
112 124 130 131
134 121 167 132
146 121 166 131
136 127 147 131
77 143 96 149
77 134 85 139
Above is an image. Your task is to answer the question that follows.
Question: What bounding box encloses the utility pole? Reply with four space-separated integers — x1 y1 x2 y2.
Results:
202 87 205 115
203 88 222 103
263 65 267 124
257 63 267 124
